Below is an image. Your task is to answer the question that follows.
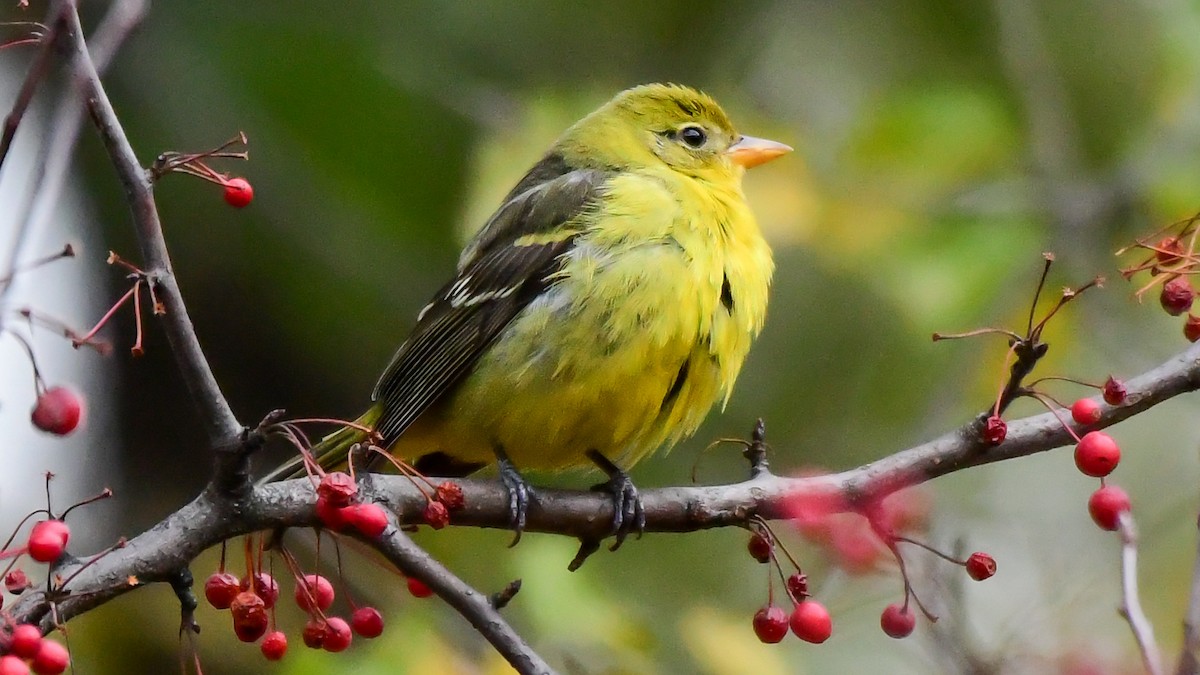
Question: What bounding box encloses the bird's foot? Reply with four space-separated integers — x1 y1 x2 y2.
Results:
495 448 536 547
586 449 645 551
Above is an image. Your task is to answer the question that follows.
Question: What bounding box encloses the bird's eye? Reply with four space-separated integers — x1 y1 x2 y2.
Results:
679 126 707 148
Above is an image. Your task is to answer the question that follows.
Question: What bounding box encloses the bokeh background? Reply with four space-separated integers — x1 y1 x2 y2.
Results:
3 1 1200 673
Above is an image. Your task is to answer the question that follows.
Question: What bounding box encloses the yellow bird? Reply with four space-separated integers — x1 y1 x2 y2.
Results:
270 83 789 544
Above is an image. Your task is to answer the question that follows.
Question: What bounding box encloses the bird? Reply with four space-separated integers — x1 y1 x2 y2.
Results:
267 83 790 547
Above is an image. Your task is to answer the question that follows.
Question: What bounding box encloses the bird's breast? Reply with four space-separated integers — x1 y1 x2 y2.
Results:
425 170 773 470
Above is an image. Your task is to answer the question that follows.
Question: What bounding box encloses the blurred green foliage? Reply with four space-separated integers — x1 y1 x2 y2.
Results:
20 0 1200 672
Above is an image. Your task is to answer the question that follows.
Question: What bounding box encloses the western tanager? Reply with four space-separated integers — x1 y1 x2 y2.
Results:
269 83 790 544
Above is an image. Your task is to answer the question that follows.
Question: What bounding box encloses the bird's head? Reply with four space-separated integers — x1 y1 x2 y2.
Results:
556 83 791 179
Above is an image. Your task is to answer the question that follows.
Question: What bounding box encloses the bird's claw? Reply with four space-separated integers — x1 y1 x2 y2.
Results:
586 449 645 551
496 452 535 547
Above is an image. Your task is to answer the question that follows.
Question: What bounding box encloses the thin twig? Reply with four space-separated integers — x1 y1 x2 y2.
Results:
0 0 147 334
63 1 242 447
1117 512 1164 675
1177 510 1200 675
0 0 66 178
370 518 556 674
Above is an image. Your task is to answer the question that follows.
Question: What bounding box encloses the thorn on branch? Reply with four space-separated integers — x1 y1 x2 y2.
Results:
170 568 201 637
568 539 600 572
490 579 522 610
745 418 770 478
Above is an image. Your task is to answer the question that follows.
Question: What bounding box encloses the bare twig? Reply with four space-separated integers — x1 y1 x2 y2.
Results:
0 0 147 331
370 517 555 674
1178 513 1200 675
63 1 243 448
1117 512 1164 675
0 0 66 178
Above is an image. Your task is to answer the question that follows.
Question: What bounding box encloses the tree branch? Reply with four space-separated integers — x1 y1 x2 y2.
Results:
1117 512 1164 675
369 513 556 674
9 340 1198 633
63 0 243 449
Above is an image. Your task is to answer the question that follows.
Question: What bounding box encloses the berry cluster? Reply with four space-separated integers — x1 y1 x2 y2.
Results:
0 481 113 675
780 482 996 642
203 536 400 662
1119 219 1200 342
264 416 467 533
1066 384 1133 531
744 527 831 645
0 624 69 675
313 472 389 537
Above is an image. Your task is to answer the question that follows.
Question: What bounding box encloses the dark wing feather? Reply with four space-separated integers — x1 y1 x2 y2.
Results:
370 160 610 447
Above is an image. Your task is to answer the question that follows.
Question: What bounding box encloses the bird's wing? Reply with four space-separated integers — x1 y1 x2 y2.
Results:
371 159 609 446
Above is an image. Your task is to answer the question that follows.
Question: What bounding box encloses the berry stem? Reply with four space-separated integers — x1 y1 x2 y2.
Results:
72 283 137 347
893 536 968 565
59 487 113 520
4 328 45 393
931 327 1023 342
1026 253 1055 336
131 278 145 356
1025 392 1083 443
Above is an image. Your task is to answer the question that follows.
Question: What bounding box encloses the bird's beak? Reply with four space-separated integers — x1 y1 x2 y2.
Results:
727 135 792 169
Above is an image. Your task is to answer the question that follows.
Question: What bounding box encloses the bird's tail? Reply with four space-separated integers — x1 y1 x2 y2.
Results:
257 406 383 484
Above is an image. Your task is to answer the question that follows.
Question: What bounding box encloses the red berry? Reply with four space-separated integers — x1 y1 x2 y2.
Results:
260 631 287 661
789 600 833 643
752 605 789 644
351 606 385 638
1074 431 1121 477
1156 236 1183 264
241 572 279 609
406 577 433 598
1186 314 1200 343
747 532 772 563
1088 485 1131 531
1103 376 1127 405
786 572 809 602
435 481 465 511
965 552 997 581
321 617 352 653
317 472 357 508
230 591 268 642
294 574 335 612
223 177 254 208
1070 398 1102 426
423 501 449 529
315 497 350 531
27 521 70 563
301 619 327 649
0 656 28 675
347 503 388 538
204 571 241 609
30 640 68 675
1161 277 1195 316
9 623 42 658
4 570 29 594
982 415 1006 445
30 387 83 436
880 603 916 639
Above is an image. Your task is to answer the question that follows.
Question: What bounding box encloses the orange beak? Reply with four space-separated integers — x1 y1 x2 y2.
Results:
727 135 792 169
